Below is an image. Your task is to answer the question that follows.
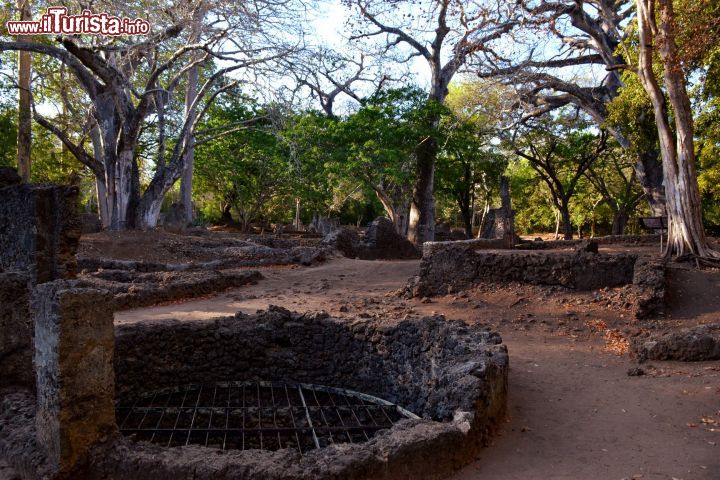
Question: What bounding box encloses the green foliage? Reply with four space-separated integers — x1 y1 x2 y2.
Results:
506 158 556 233
436 81 508 233
605 72 658 157
193 100 293 227
0 108 16 167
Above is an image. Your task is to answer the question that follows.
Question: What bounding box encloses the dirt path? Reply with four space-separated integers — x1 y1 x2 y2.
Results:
115 258 720 479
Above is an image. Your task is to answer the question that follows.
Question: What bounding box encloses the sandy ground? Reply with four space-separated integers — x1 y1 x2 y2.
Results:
115 257 720 480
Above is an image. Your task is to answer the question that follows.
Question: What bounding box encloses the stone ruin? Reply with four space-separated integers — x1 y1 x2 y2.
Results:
321 217 420 260
0 176 509 479
479 176 518 248
0 174 81 391
405 239 667 319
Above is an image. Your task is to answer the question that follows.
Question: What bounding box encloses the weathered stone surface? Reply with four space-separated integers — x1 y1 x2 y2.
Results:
518 234 661 250
0 272 32 389
575 239 599 253
479 176 517 247
0 184 80 283
422 238 507 257
320 227 360 258
321 218 420 260
407 246 637 297
358 217 420 260
77 269 262 310
162 203 187 233
632 259 667 319
2 307 508 480
0 388 53 480
631 324 720 362
33 282 116 477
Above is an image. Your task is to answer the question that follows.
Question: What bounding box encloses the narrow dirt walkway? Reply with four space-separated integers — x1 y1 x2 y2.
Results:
115 258 720 480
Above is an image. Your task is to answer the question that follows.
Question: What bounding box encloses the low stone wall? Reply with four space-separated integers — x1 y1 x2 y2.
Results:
114 307 507 421
0 272 32 389
632 259 667 319
517 234 660 250
404 245 667 318
422 238 507 257
321 218 421 261
408 247 637 296
77 244 327 273
100 307 508 480
78 269 262 310
631 323 720 361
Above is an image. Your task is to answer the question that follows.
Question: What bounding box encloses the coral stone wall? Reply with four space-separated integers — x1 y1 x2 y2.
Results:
0 272 32 388
115 307 506 422
0 184 80 283
89 308 509 480
409 246 638 297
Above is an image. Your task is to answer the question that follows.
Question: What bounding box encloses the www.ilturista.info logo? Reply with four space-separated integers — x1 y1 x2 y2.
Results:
6 7 150 36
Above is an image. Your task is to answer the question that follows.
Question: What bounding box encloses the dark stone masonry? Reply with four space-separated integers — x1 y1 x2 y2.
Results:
321 217 420 260
405 240 667 319
0 272 32 389
33 282 116 478
104 307 509 480
0 184 81 283
631 323 720 361
0 182 82 392
2 306 509 480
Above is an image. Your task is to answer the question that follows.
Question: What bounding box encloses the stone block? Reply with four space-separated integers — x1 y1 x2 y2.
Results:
0 271 32 388
33 281 115 477
0 184 80 283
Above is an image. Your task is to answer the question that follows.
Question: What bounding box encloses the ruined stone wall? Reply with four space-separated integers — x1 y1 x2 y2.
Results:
33 282 116 477
0 183 81 391
0 184 80 283
408 246 637 297
3 305 508 480
517 234 661 250
91 309 508 480
0 272 32 388
114 307 507 422
79 269 261 310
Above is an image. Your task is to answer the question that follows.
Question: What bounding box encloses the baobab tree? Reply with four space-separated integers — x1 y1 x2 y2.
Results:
0 0 297 229
347 0 518 243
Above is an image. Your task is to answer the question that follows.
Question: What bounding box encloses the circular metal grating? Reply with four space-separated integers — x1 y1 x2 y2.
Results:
116 381 418 454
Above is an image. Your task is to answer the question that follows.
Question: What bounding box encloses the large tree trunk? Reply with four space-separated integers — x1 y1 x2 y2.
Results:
635 0 718 258
635 150 666 216
16 0 32 182
179 5 204 226
407 138 437 244
373 186 402 234
179 62 198 226
560 201 573 240
461 207 472 239
611 210 629 236
135 183 166 230
110 148 134 230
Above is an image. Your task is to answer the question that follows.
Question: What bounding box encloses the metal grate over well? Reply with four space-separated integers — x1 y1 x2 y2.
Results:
116 381 419 454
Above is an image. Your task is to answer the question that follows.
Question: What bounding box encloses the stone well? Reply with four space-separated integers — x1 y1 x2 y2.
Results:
90 306 508 480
